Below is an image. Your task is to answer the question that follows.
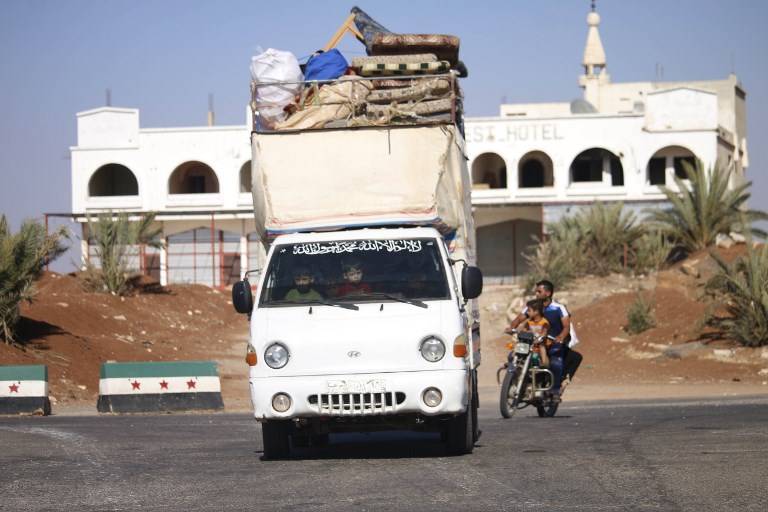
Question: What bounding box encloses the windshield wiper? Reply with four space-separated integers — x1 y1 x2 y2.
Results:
267 299 359 311
350 292 428 309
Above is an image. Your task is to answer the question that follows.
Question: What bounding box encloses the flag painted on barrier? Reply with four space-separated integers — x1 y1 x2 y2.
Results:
97 361 224 413
0 365 51 415
98 361 221 395
0 365 49 397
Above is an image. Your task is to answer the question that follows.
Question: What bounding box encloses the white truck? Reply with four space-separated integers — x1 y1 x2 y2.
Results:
232 74 483 458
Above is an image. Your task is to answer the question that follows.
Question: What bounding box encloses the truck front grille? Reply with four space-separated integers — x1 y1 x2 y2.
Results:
309 392 405 416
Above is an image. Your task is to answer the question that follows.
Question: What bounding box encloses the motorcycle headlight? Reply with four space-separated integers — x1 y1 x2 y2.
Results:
419 336 445 362
264 342 290 369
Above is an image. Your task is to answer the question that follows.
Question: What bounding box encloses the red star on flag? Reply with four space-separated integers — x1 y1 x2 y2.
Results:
159 380 169 390
8 383 19 393
131 380 141 390
186 379 196 390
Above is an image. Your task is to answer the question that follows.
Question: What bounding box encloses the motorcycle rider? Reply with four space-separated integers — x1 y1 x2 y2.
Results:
507 280 574 399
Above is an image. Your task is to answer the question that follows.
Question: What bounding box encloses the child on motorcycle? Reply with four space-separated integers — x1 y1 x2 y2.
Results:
520 299 550 368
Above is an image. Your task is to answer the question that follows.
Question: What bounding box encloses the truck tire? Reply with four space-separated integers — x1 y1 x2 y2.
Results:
471 370 480 443
261 420 291 460
445 408 474 455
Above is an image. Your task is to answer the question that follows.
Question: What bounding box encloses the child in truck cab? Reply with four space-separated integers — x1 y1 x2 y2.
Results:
284 266 323 302
334 259 372 297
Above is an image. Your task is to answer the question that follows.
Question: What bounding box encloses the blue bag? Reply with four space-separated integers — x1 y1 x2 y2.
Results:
304 49 349 81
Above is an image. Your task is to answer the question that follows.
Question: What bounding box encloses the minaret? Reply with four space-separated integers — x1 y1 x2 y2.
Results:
578 1 610 109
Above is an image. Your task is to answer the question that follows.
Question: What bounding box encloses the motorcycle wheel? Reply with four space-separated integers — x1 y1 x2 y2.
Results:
536 400 559 417
499 370 519 419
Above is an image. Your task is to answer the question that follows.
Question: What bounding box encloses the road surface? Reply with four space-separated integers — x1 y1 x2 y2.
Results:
1 396 766 511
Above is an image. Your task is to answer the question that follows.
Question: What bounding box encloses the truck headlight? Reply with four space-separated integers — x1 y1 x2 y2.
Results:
422 387 443 407
271 393 292 412
419 336 445 362
264 342 290 369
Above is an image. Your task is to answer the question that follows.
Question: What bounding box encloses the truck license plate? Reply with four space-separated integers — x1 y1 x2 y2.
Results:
326 379 387 393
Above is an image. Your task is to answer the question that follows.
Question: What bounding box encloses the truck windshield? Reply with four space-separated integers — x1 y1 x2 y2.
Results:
259 238 451 306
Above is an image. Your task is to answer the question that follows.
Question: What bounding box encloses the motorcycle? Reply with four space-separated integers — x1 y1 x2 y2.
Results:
498 329 560 418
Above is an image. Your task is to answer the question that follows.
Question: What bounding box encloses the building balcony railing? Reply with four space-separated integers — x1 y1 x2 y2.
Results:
166 193 223 208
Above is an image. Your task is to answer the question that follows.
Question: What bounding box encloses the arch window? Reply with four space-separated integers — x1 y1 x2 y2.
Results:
570 148 623 186
471 153 507 190
168 161 219 194
518 151 554 188
646 146 698 186
239 161 252 193
88 164 139 196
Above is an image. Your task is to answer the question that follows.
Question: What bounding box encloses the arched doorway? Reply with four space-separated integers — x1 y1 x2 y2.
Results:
168 161 219 194
518 151 554 188
88 164 139 196
471 153 507 190
570 148 623 186
240 161 252 193
646 146 698 185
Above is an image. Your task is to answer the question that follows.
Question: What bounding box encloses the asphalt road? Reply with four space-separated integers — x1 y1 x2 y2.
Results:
1 397 767 512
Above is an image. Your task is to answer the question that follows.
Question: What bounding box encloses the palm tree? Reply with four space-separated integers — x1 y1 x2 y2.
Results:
646 160 767 253
0 215 68 344
84 212 162 295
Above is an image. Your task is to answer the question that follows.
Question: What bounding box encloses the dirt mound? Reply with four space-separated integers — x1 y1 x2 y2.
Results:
4 246 766 412
479 244 767 394
570 285 765 385
0 272 249 408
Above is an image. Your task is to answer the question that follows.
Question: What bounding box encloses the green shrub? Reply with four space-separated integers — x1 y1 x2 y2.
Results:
705 243 768 347
523 202 645 287
0 215 68 344
573 202 645 275
634 229 674 273
646 160 767 253
83 212 162 296
523 231 583 291
626 293 655 335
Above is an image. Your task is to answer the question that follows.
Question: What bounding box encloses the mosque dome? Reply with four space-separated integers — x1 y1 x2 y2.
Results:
570 99 598 114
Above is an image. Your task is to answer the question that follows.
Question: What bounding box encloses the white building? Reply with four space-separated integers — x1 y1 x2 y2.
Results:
65 4 748 284
466 6 748 276
69 108 258 287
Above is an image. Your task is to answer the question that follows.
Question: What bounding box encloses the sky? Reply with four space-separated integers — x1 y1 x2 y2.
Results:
1 0 767 271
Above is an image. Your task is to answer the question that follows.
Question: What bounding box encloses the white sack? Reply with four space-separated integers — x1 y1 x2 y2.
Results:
250 48 303 126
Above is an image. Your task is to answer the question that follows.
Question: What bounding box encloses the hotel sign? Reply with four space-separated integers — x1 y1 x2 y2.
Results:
468 122 565 144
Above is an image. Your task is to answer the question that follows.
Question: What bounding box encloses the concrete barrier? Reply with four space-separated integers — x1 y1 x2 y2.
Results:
97 361 224 413
0 365 51 415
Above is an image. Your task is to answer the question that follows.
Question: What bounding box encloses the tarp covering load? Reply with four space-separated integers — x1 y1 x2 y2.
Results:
251 124 474 258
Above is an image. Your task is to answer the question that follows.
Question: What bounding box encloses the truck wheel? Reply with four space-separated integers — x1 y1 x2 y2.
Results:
471 370 480 443
445 409 474 455
261 420 291 460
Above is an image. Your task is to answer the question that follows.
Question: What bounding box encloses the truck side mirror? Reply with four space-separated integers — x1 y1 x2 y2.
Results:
461 266 483 300
232 280 254 314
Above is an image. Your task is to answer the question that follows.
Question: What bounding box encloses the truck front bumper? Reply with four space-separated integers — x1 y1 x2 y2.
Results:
249 370 468 421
